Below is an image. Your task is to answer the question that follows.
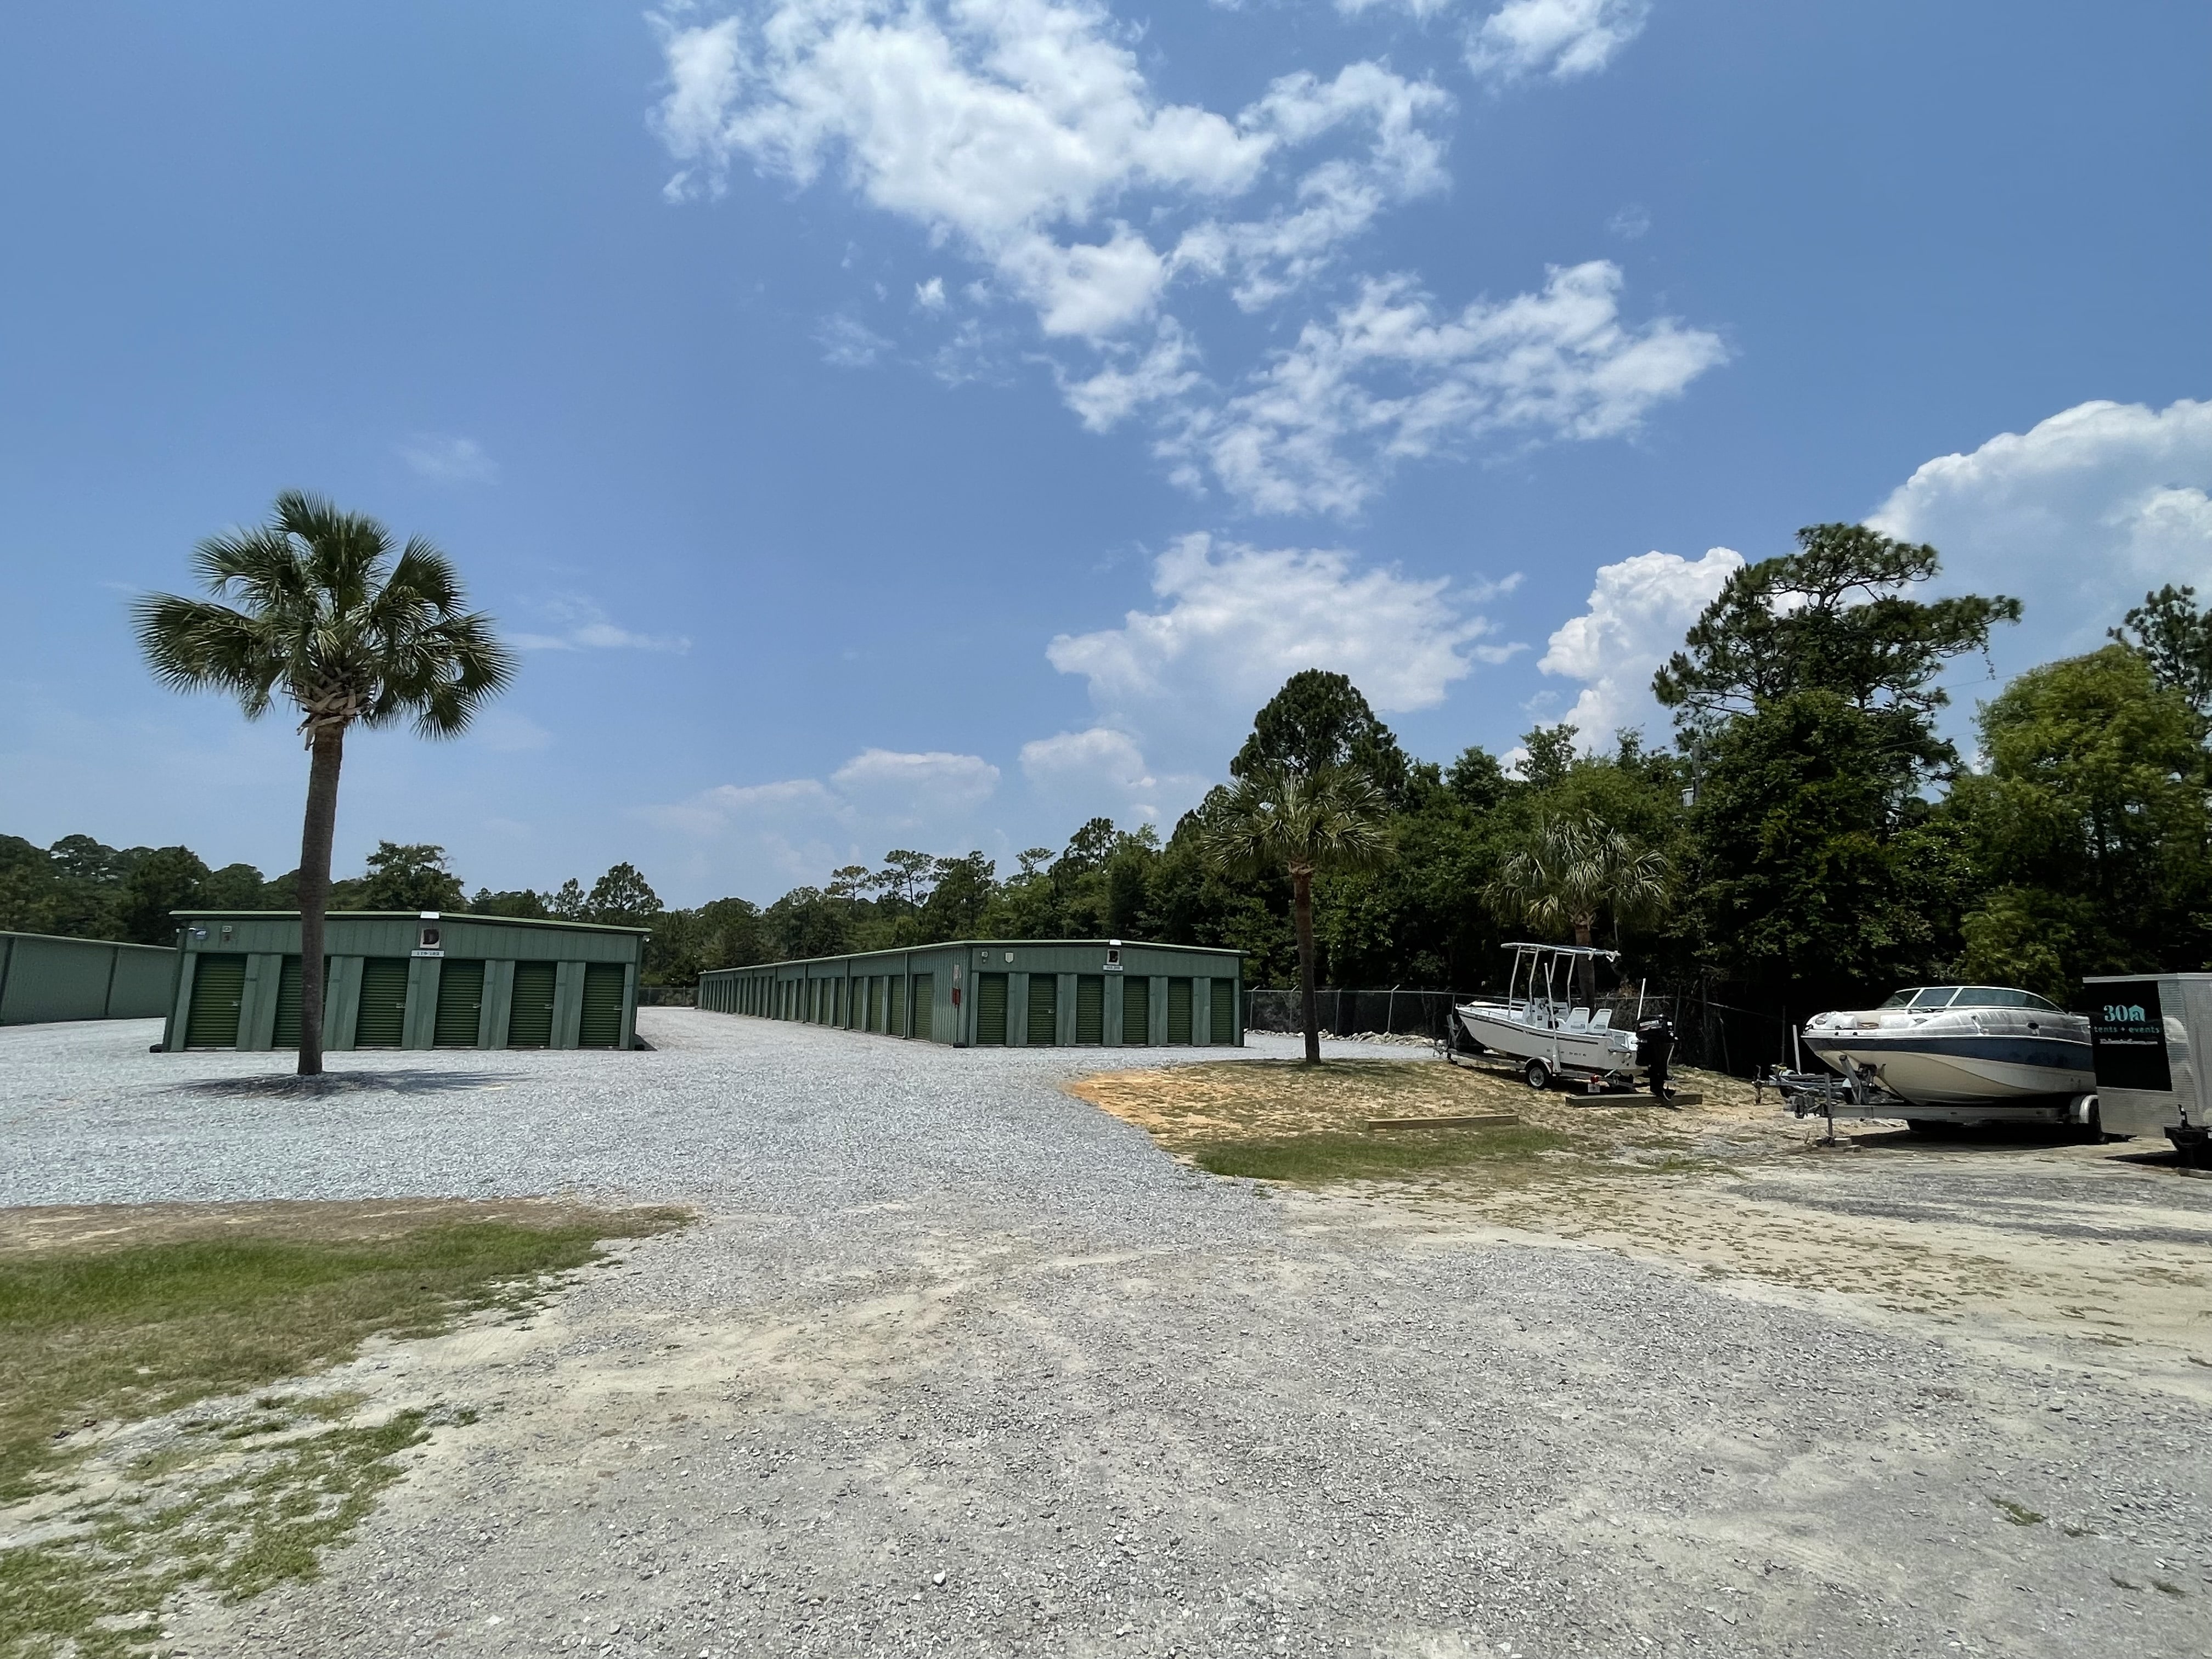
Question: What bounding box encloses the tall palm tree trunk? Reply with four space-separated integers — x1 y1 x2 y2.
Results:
296 730 345 1077
1292 867 1321 1065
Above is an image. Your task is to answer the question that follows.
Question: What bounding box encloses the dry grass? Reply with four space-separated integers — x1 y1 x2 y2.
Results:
1069 1056 1787 1183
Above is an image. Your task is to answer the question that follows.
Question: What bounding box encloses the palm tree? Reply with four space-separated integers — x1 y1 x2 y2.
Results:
1205 765 1392 1063
1485 812 1669 1003
136 492 514 1077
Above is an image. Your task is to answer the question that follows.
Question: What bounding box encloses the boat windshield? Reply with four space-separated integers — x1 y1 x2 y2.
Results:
1876 988 1959 1008
1949 987 2062 1012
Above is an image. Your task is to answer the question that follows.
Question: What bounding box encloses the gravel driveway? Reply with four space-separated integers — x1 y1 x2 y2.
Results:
5 1010 2209 1658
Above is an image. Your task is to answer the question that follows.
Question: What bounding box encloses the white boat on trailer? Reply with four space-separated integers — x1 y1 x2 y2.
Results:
1776 984 2101 1134
1452 942 1658 1093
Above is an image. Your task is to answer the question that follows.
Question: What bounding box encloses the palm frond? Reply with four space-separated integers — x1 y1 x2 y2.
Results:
140 493 514 740
1485 811 1672 938
1203 765 1393 881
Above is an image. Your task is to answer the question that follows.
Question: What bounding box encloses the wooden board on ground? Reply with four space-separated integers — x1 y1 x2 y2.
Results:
1367 1113 1521 1131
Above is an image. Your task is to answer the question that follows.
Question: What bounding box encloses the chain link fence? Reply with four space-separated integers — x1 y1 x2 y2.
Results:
637 986 696 1007
1243 988 1463 1044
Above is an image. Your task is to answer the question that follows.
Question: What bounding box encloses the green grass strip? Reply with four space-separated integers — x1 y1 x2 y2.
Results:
1190 1125 1573 1182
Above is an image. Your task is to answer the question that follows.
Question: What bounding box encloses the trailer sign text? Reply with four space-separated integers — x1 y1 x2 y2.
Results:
2089 981 2171 1093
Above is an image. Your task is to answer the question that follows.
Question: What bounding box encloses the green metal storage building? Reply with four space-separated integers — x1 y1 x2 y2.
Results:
0 932 178 1025
697 939 1243 1048
160 911 647 1053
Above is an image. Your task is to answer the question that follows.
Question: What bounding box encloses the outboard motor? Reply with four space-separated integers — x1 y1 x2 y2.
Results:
1636 1017 1677 1104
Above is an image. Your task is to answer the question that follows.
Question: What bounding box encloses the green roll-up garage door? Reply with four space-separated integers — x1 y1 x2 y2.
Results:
911 974 932 1040
435 960 486 1047
578 962 625 1048
1026 973 1057 1046
889 975 905 1036
1166 978 1193 1045
272 956 303 1048
508 961 557 1048
1210 977 1236 1045
184 955 247 1048
975 973 1008 1045
272 956 331 1048
354 958 412 1048
1075 976 1104 1045
1122 976 1149 1046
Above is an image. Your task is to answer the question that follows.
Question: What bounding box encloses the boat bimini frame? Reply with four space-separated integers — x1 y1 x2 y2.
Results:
1498 941 1643 1030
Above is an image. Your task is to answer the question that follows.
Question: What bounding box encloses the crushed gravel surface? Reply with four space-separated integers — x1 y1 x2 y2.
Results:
5 1011 2210 1658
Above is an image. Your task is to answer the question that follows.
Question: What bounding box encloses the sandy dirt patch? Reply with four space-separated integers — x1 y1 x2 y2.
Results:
1071 1058 2212 1387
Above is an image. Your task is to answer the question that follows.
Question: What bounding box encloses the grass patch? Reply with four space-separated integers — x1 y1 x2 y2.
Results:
0 1210 680 1502
0 1201 683 1657
1189 1125 1572 1183
1 1408 440 1658
1991 1497 2045 1526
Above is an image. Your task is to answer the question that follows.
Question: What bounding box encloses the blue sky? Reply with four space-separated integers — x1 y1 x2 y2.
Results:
2 0 2206 906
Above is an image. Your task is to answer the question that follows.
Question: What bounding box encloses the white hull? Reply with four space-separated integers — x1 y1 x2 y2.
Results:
1456 1001 1635 1075
1804 1040 2090 1105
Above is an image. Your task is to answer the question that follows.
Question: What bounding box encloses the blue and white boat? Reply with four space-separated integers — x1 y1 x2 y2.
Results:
1801 986 2093 1106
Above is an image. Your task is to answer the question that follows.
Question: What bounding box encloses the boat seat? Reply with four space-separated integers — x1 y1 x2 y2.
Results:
1565 1007 1591 1029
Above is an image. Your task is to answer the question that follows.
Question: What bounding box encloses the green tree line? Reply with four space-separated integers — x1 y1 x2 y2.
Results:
20 523 2210 1020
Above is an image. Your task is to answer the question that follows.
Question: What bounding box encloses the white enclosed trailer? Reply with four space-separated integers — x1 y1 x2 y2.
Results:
2083 972 2212 1166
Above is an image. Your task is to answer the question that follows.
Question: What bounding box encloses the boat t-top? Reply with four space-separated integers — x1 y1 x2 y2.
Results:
1453 942 1650 1091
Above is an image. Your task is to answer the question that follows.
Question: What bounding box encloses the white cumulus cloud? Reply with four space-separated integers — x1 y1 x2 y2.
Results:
1155 261 1726 515
1468 0 1650 82
1866 398 2212 681
650 3 1707 513
1050 529 1514 719
1033 533 1520 816
1536 547 1743 747
1019 725 1182 825
830 748 1002 813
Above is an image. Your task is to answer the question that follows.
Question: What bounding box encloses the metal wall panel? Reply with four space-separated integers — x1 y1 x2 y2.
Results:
108 945 179 1019
552 961 586 1048
403 957 441 1050
481 958 515 1047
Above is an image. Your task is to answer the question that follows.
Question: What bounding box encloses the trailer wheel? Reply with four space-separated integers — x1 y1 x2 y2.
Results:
1524 1058 1551 1091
